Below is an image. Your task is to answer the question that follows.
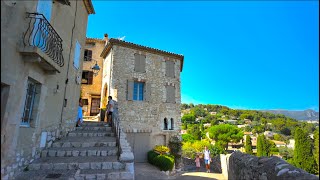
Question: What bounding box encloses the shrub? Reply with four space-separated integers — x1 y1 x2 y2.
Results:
148 150 159 165
154 155 175 171
148 150 175 171
154 145 170 155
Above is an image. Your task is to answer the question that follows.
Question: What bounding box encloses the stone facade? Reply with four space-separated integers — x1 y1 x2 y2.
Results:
81 37 107 116
1 1 94 179
222 151 318 180
101 38 184 161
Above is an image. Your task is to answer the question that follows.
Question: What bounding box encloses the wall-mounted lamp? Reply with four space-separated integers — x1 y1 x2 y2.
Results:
91 60 100 76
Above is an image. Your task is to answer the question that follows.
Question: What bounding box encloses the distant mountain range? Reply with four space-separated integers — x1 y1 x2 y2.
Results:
261 109 319 121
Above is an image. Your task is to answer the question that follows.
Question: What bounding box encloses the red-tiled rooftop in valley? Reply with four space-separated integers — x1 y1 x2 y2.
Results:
100 38 184 72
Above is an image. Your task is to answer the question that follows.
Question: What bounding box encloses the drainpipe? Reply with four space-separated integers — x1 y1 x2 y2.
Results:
59 0 78 129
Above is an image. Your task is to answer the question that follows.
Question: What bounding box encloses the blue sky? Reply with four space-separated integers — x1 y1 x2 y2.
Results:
87 1 319 111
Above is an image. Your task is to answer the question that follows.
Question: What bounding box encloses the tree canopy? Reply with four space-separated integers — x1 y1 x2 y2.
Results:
208 124 243 150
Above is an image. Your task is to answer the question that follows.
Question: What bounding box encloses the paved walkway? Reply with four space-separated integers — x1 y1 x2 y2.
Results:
135 163 226 180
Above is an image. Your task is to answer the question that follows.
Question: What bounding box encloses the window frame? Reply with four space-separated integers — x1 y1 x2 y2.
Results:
21 79 40 127
133 81 145 101
81 71 93 85
84 49 93 61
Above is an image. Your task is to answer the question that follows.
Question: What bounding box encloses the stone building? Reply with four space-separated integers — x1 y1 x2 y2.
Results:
1 0 94 178
81 36 107 116
100 38 184 162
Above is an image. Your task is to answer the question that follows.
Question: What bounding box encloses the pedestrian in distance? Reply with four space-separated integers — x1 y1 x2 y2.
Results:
203 146 211 173
76 98 83 127
195 154 201 171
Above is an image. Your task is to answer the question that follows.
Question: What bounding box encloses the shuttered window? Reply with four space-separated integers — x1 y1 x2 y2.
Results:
73 40 81 69
82 71 93 85
127 80 151 101
134 53 146 73
165 60 175 78
84 49 92 61
166 85 175 103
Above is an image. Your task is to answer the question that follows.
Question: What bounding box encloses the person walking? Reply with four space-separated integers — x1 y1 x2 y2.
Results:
203 146 211 173
76 98 83 127
106 96 114 127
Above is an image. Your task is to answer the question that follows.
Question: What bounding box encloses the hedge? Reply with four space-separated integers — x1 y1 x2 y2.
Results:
148 150 175 171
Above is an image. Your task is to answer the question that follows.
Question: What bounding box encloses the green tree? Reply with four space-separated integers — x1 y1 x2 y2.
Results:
208 124 243 150
314 128 319 173
181 114 196 124
245 135 253 155
293 128 317 174
257 134 270 157
190 106 207 117
182 134 196 143
187 124 201 140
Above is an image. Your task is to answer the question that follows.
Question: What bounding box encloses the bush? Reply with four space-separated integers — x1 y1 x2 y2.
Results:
154 155 175 171
148 150 175 171
148 150 159 165
154 145 170 155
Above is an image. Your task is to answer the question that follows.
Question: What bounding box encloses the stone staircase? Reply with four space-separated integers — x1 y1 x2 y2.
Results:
14 122 132 180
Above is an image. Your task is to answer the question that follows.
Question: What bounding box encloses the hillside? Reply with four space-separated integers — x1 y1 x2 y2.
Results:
261 109 319 121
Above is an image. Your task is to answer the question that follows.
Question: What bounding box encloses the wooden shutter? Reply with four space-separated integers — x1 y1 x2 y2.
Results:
166 86 175 103
134 53 140 72
88 50 92 61
140 54 146 73
73 40 81 69
88 71 93 84
127 80 134 100
166 61 174 77
144 82 151 102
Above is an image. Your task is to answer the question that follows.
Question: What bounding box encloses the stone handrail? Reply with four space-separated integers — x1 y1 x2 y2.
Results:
222 151 318 180
111 102 135 177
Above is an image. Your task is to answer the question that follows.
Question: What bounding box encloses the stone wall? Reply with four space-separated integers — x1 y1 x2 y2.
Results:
105 44 182 149
81 38 105 116
182 156 222 173
1 1 92 179
226 151 318 180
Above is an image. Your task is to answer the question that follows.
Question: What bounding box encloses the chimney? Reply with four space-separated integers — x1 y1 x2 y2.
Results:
104 33 108 45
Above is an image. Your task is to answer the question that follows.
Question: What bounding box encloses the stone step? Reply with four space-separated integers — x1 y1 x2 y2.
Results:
76 126 111 131
14 169 133 180
28 156 125 171
41 147 118 157
82 122 109 127
14 169 77 180
52 136 117 148
68 130 114 137
76 169 134 180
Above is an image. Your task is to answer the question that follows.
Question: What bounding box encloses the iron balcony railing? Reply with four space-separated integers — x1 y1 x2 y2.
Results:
23 13 64 67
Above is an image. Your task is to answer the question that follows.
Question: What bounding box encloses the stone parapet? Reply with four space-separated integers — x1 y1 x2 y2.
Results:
226 151 318 180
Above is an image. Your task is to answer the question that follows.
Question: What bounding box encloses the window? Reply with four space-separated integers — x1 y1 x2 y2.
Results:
21 78 40 126
127 80 151 101
164 118 168 130
134 53 146 73
133 82 144 101
82 71 93 84
37 0 52 22
170 118 174 130
73 40 81 69
165 60 175 78
84 49 92 61
166 85 175 103
82 99 88 105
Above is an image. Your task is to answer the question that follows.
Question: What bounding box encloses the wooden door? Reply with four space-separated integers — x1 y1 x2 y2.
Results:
90 98 100 116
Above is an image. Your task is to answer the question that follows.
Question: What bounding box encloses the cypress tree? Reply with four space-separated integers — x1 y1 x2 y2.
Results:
257 134 269 157
245 135 253 155
293 128 317 174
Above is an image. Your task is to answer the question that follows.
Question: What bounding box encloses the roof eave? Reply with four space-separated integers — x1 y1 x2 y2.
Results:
101 39 184 72
83 0 95 14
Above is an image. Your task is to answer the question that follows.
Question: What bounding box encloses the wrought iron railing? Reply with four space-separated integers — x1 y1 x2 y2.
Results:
23 13 64 67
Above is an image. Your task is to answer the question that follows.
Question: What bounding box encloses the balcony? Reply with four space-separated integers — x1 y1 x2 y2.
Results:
19 13 64 73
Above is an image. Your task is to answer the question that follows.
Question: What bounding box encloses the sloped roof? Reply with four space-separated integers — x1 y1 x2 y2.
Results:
86 37 105 43
83 0 95 14
100 38 184 72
